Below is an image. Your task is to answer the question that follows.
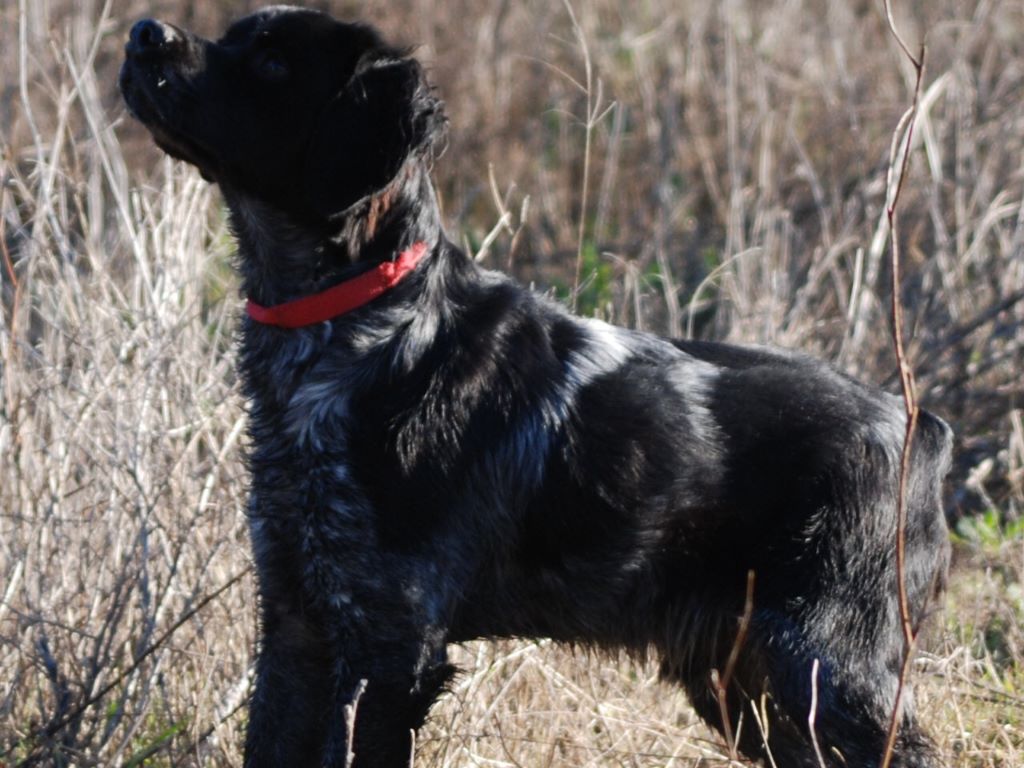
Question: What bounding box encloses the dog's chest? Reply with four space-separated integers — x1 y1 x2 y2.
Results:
239 327 379 587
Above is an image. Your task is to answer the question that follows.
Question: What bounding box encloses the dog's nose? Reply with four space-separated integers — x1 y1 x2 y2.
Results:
126 19 179 56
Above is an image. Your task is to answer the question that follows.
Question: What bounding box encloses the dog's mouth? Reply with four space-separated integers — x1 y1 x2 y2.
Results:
120 60 220 180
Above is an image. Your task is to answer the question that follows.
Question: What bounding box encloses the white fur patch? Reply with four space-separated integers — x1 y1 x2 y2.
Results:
486 317 634 498
285 379 351 450
566 318 633 388
666 359 723 457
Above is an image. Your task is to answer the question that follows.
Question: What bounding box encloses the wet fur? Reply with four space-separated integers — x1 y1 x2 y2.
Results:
121 7 953 767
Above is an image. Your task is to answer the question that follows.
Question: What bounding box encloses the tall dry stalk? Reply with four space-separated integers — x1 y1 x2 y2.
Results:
877 2 927 765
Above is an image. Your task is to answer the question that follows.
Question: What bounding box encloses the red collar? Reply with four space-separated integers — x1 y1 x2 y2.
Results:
246 241 429 328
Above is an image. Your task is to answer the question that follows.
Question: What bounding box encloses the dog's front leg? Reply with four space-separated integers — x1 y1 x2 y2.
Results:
322 632 454 768
316 566 456 767
245 597 451 768
244 602 336 767
244 480 459 767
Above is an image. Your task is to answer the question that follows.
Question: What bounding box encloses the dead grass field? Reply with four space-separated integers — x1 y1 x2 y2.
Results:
1 0 1022 765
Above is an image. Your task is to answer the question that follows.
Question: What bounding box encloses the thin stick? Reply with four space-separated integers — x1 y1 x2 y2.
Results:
889 66 924 654
808 659 827 768
883 1 921 69
563 0 594 312
713 569 756 761
344 679 369 768
878 1 927 766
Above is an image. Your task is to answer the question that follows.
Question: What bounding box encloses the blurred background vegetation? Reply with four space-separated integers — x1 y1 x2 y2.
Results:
1 0 1022 765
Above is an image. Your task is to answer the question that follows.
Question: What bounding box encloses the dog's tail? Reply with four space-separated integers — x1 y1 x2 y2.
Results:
905 407 954 616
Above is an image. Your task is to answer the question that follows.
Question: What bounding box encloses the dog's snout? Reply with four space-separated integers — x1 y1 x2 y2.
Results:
126 19 179 57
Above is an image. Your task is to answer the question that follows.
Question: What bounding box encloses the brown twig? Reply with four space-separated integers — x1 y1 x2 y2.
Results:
890 64 925 653
883 1 922 69
712 569 756 761
878 2 927 766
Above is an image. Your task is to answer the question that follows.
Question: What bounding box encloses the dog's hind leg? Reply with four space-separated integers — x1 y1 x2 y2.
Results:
665 608 941 768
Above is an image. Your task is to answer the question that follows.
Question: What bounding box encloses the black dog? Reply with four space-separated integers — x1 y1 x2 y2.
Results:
121 7 952 766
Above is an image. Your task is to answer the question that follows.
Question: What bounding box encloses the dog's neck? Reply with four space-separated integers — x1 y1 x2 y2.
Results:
224 159 443 307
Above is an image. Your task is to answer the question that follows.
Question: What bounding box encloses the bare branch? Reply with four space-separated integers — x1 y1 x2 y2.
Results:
712 569 756 761
878 2 927 766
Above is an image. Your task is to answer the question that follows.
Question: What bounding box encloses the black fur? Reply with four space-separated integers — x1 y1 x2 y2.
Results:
121 7 953 767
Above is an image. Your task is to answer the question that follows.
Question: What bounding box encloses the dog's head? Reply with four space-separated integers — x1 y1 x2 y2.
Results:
120 6 445 220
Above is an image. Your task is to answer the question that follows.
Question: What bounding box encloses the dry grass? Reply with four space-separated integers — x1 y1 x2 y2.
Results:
1 0 1022 765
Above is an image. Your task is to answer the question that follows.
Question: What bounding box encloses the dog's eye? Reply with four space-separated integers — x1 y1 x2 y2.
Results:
254 50 289 81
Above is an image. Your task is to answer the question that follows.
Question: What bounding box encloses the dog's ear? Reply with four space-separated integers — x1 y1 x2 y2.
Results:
303 56 444 219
